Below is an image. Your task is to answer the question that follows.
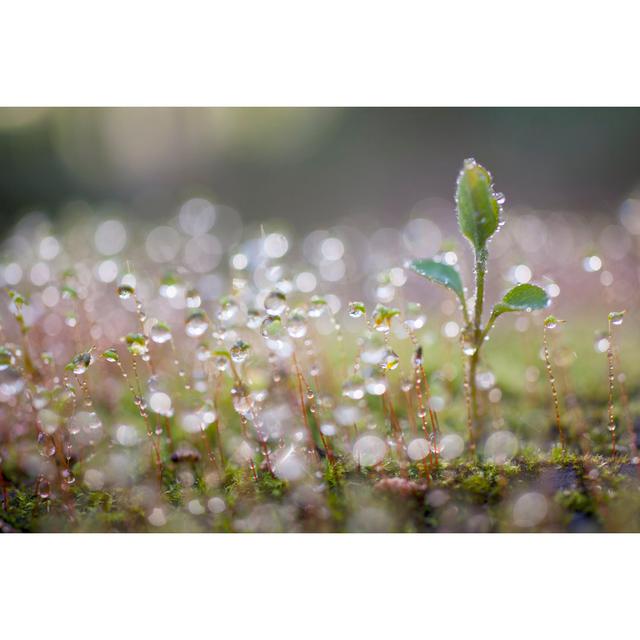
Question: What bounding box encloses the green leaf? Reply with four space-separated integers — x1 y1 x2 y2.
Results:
409 259 465 301
455 158 502 251
492 284 549 318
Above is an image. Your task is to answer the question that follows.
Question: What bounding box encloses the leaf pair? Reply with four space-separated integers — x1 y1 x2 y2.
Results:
410 259 548 320
408 158 549 330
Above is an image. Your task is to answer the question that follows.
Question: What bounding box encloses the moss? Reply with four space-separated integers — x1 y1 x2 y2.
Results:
555 488 597 516
325 460 346 488
256 473 286 498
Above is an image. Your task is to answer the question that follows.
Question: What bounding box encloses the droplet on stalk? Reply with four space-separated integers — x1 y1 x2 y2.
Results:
125 333 148 357
348 301 366 318
261 315 284 340
286 308 308 339
379 348 400 371
185 309 209 338
150 321 172 344
308 296 328 318
69 351 93 375
608 310 625 327
264 290 287 316
230 339 251 363
117 283 135 299
0 367 25 396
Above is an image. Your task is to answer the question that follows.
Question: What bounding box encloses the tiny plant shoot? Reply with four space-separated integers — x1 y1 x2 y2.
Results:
410 159 550 452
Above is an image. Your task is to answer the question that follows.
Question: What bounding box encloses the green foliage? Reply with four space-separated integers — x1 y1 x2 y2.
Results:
455 158 502 251
492 283 549 319
410 159 555 451
409 259 465 304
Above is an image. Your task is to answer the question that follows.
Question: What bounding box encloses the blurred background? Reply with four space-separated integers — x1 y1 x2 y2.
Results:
3 107 640 336
2 107 640 233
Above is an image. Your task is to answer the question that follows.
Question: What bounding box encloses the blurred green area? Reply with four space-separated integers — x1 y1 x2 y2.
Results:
2 108 640 234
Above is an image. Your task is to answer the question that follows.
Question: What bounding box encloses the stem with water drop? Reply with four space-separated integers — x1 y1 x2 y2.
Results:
467 248 487 454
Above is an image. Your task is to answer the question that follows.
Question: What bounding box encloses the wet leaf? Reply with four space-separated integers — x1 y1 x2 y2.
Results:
493 284 549 318
409 259 464 302
455 158 501 251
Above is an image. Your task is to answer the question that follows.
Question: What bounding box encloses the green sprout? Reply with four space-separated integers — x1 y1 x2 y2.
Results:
409 159 550 452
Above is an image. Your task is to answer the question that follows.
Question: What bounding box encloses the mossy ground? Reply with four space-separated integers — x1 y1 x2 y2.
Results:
2 448 639 533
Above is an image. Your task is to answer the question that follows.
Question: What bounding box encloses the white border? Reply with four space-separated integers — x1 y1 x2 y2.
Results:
2 534 636 638
1 1 638 105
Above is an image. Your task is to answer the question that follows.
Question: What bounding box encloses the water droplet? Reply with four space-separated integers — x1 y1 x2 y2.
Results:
125 333 148 357
379 348 400 371
261 315 284 340
264 290 287 316
0 367 24 396
231 384 253 417
196 342 212 362
64 313 77 328
372 304 399 333
150 321 172 344
609 310 625 327
230 340 251 363
37 432 56 457
101 348 119 363
37 477 50 499
460 326 476 356
348 301 366 318
214 354 229 371
186 289 201 308
70 352 93 375
117 283 135 299
308 296 328 318
246 309 262 329
286 308 308 339
218 297 240 323
185 309 209 338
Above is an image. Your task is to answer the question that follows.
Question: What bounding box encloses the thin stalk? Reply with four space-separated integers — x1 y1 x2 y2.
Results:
613 349 635 460
292 352 319 460
462 354 475 455
468 248 487 452
543 324 565 451
606 317 617 457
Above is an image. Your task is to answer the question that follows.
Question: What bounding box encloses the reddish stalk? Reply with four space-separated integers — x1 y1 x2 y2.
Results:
613 349 635 460
606 314 620 457
292 353 319 458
